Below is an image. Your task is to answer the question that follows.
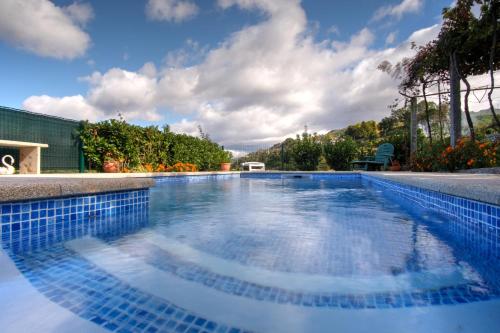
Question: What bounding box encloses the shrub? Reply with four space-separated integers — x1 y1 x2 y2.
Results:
438 138 499 171
413 141 448 171
290 133 322 171
414 137 499 171
80 119 230 172
323 137 359 171
166 162 198 172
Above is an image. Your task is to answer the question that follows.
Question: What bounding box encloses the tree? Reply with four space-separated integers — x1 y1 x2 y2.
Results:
380 40 449 145
382 0 500 144
439 0 500 140
344 121 379 141
481 0 500 127
290 132 322 171
323 137 358 171
80 119 230 171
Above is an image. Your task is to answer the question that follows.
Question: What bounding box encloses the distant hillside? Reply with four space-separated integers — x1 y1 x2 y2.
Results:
240 108 499 160
463 108 499 128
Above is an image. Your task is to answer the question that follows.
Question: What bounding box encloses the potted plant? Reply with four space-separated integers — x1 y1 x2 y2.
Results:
220 162 231 171
219 151 232 171
103 153 120 173
389 159 401 171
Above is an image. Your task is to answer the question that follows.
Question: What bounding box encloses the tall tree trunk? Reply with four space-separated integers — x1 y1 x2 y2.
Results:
488 0 500 128
449 53 462 147
461 76 476 141
452 52 475 141
404 98 409 162
422 81 433 144
437 80 444 142
410 97 418 165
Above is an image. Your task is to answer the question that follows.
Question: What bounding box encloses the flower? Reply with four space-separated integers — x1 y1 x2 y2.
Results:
166 162 198 172
467 159 475 167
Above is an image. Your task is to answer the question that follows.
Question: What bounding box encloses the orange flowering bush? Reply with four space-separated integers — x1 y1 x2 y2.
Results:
439 138 498 171
156 164 166 172
132 162 198 172
414 138 499 172
413 142 448 171
165 162 198 172
143 164 154 172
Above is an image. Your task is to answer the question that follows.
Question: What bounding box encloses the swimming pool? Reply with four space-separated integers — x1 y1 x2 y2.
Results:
1 174 499 332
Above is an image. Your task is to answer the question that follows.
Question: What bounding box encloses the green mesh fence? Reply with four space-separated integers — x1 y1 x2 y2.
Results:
0 106 83 172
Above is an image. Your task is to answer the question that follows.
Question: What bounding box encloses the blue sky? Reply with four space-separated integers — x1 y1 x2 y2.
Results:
2 0 484 149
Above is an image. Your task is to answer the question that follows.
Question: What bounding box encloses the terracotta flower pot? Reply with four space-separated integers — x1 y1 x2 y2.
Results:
220 162 231 171
389 160 401 172
103 161 120 173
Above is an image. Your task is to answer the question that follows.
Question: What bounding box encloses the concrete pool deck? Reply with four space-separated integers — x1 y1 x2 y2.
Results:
363 172 500 206
0 176 155 203
0 171 498 205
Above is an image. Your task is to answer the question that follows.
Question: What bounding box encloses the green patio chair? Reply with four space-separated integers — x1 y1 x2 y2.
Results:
351 143 394 171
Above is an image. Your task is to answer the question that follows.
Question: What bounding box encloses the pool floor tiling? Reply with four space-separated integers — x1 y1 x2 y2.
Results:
1 173 500 333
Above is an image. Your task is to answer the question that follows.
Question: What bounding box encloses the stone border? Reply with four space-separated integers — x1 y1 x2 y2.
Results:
0 172 238 203
241 171 500 205
0 171 498 206
0 171 239 179
0 178 155 203
364 172 500 206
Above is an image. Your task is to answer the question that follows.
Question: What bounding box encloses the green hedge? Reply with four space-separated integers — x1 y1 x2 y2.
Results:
79 119 231 171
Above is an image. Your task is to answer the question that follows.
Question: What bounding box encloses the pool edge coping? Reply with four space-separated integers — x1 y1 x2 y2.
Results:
0 171 498 206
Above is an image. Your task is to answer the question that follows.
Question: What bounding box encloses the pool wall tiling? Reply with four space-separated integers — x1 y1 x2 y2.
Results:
241 172 500 255
363 176 499 239
0 189 149 252
154 173 239 183
10 244 248 333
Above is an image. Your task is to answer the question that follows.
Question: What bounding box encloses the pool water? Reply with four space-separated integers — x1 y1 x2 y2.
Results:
1 176 499 333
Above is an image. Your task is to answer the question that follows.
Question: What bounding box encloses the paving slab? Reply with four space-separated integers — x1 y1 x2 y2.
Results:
0 177 154 203
366 172 500 205
0 171 498 206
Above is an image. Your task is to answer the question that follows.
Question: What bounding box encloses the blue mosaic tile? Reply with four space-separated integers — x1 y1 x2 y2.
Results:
240 172 360 180
154 174 239 184
108 237 499 310
10 245 250 333
1 172 499 329
0 189 150 252
362 174 500 257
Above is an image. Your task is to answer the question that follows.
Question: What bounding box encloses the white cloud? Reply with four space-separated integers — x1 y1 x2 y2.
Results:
146 0 199 22
23 66 162 122
385 31 398 44
164 1 435 148
25 0 499 150
163 39 206 67
23 95 102 122
82 67 161 121
372 0 423 22
0 0 93 59
22 0 438 144
63 2 94 27
327 25 340 36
